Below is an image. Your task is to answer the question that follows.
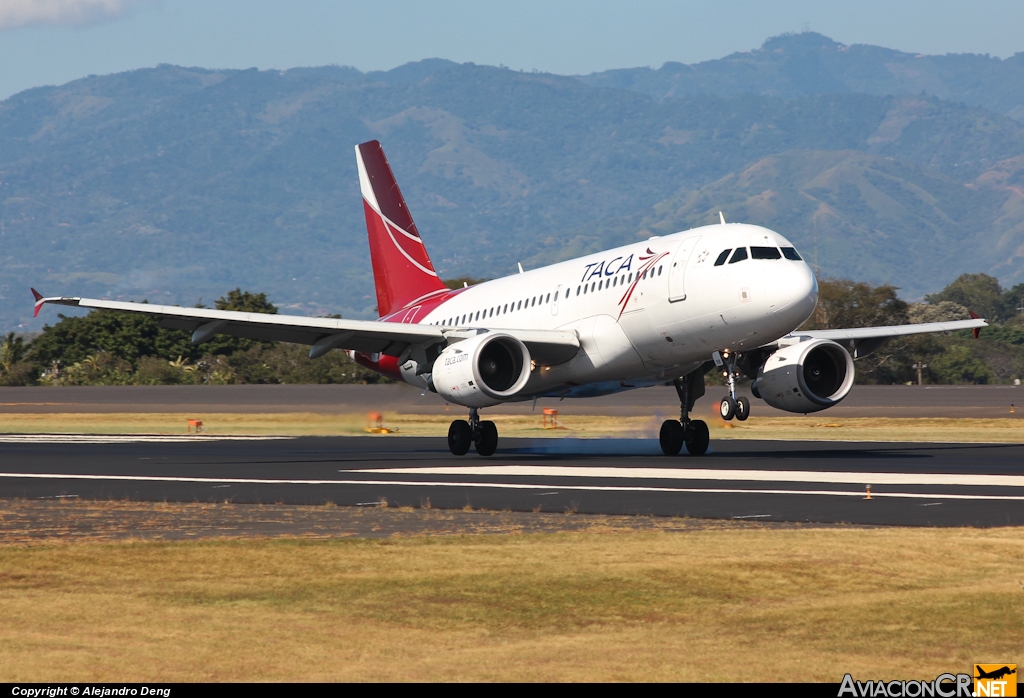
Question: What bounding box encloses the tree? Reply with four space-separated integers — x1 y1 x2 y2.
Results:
215 289 278 314
28 309 196 370
0 332 35 386
801 278 909 331
797 278 918 383
925 273 1004 322
443 277 489 290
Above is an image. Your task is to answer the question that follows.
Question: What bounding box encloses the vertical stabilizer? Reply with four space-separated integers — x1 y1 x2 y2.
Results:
356 140 446 317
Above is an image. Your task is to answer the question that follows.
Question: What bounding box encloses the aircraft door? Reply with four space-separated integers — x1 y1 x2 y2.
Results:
667 235 701 303
552 285 561 316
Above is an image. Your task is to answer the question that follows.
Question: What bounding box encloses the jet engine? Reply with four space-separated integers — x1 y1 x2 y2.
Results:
752 339 855 413
431 332 532 408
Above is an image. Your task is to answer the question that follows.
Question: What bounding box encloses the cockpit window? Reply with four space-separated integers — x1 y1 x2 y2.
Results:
728 247 748 264
750 246 782 260
714 249 732 266
781 247 802 260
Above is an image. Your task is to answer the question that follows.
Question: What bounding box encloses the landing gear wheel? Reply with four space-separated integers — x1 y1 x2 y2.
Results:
448 420 472 456
719 396 736 421
685 420 710 456
474 420 498 457
659 419 684 456
735 396 750 421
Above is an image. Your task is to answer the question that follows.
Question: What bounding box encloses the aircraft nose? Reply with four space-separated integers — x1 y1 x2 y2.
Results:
772 262 817 324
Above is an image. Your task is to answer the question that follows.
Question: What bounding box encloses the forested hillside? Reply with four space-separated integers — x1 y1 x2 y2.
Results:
4 32 1024 335
579 32 1024 119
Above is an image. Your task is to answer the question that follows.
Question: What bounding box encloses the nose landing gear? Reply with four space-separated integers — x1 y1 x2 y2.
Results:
660 369 710 456
448 408 499 457
718 351 750 422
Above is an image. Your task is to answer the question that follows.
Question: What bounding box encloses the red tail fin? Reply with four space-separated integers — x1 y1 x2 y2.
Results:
356 140 446 317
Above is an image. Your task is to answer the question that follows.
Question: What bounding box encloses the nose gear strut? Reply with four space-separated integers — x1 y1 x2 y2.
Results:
718 350 750 422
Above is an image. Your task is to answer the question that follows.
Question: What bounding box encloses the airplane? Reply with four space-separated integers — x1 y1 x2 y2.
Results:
975 666 1016 681
32 140 988 457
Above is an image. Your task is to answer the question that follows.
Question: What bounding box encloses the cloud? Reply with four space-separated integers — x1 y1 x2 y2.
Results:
0 0 145 30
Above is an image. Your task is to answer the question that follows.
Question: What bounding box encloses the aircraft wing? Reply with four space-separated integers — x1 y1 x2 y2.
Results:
32 293 581 365
774 318 988 358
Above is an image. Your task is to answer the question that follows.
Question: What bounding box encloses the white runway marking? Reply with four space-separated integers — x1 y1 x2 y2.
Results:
1 472 1023 501
0 434 293 443
350 465 1024 489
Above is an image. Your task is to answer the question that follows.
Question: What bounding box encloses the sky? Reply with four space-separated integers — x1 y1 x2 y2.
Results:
2 0 1024 100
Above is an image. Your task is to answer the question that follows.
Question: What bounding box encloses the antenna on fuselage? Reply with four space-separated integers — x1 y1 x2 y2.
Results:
719 211 726 225
518 262 525 274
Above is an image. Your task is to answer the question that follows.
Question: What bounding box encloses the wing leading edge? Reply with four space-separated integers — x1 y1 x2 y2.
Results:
31 292 580 365
776 318 988 358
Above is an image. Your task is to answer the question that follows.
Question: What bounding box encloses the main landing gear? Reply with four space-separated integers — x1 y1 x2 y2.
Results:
448 408 499 457
660 369 710 456
717 350 750 422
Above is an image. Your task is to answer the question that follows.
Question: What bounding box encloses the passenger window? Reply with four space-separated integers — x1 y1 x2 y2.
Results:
590 282 596 292
628 273 633 283
658 265 663 276
565 288 570 299
728 248 748 264
714 249 731 266
750 246 782 260
546 293 550 303
531 297 536 307
598 280 603 290
781 247 802 260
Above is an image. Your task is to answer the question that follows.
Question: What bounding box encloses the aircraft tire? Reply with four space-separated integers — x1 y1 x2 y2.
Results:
659 419 684 456
475 420 499 457
735 396 750 421
448 420 472 456
719 397 736 421
685 420 710 456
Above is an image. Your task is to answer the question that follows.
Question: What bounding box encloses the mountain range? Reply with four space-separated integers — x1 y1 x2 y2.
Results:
3 31 1024 333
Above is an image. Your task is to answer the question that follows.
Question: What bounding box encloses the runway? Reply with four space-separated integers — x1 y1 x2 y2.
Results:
1 435 1022 527
1 383 1022 417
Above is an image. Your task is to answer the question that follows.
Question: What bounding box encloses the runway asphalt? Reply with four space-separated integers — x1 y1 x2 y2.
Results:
1 434 1022 527
1 383 1022 418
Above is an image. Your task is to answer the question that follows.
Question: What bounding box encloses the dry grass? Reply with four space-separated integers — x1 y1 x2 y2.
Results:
1 527 1022 681
1 411 1024 442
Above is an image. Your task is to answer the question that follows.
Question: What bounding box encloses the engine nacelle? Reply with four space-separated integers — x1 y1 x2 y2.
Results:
432 332 532 408
754 339 855 413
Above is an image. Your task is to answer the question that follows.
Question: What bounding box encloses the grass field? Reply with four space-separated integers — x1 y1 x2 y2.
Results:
1 524 1022 682
1 411 1023 442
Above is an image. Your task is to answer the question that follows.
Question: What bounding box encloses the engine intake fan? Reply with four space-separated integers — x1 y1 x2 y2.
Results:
753 339 855 413
431 332 532 408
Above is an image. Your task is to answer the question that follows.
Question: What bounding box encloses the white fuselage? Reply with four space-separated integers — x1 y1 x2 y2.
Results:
417 222 818 400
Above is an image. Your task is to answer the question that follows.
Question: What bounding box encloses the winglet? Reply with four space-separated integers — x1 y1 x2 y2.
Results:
31 288 44 317
966 309 983 337
969 310 981 338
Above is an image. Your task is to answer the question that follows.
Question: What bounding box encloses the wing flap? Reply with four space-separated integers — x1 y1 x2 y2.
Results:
33 294 581 364
37 295 443 356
